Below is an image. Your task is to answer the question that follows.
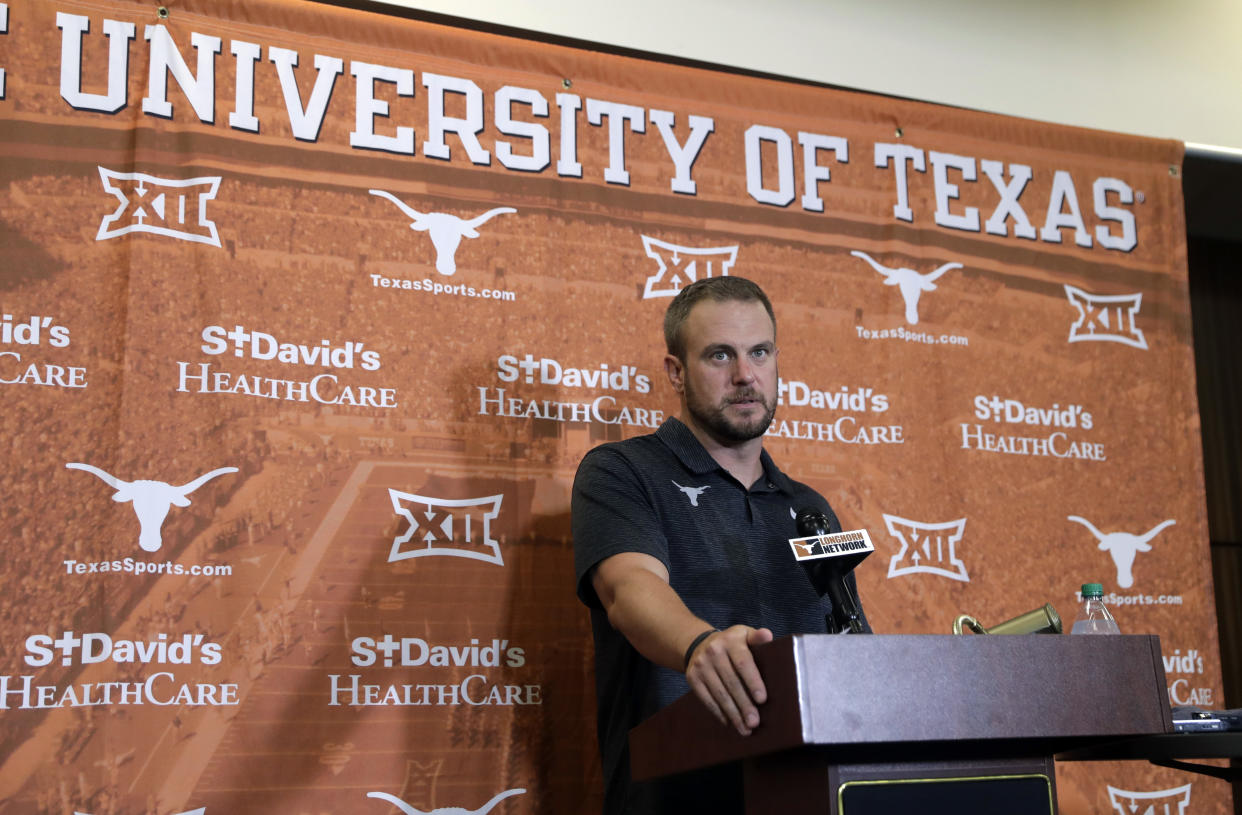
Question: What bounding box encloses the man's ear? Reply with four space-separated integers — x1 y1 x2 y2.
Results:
663 354 684 393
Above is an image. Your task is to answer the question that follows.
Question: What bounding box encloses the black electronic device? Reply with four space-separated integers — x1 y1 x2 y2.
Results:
1172 706 1242 733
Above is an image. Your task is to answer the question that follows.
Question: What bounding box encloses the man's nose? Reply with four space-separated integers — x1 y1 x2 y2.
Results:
732 357 756 384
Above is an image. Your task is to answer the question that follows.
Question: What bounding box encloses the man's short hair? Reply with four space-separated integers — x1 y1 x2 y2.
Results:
663 276 776 361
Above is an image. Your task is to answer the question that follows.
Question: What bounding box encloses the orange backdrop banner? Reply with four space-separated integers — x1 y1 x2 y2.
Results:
0 1 1225 813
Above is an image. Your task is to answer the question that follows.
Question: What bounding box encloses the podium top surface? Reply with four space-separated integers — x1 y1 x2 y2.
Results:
630 633 1173 780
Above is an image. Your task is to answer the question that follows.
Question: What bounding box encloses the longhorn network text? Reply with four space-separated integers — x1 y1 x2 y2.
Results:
27 11 1140 250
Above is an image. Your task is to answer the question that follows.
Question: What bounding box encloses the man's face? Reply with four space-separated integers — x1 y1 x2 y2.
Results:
666 298 779 445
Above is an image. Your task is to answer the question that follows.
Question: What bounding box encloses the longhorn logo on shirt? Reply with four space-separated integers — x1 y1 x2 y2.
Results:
1067 515 1175 589
672 481 710 507
1063 285 1148 349
640 235 737 299
851 250 961 326
1106 783 1192 815
882 514 970 582
387 490 505 565
366 789 525 815
96 167 222 246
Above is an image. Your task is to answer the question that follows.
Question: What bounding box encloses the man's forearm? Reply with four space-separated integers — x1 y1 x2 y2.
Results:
592 551 771 735
599 567 715 674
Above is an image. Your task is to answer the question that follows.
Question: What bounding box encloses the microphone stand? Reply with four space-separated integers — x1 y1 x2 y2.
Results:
824 574 865 634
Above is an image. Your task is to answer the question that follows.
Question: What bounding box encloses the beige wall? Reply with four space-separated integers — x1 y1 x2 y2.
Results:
374 0 1242 154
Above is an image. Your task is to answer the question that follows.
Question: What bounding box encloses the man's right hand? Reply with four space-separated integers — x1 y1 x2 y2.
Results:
591 552 772 736
684 625 772 736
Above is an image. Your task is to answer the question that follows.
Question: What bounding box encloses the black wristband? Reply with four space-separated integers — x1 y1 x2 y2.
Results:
683 628 718 671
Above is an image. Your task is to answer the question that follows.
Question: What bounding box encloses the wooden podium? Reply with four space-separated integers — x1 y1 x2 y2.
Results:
630 634 1173 815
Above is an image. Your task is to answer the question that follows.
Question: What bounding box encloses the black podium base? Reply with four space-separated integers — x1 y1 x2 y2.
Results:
744 752 1057 815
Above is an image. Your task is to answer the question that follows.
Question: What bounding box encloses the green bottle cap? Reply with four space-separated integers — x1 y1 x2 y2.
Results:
1081 582 1104 597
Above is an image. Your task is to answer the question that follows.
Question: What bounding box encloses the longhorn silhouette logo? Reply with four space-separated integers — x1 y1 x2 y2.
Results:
851 250 961 325
793 540 825 558
1067 515 1175 589
67 463 238 552
672 481 710 507
367 788 525 815
370 190 516 276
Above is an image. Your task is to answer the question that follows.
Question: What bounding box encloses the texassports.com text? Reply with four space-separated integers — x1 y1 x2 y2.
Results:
1073 590 1183 606
856 325 969 346
63 558 233 577
371 274 516 301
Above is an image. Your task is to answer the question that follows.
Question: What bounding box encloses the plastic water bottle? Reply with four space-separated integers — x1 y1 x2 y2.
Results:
1071 583 1121 634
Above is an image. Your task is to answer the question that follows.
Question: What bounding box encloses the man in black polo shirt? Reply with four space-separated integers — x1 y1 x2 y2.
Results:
573 276 868 814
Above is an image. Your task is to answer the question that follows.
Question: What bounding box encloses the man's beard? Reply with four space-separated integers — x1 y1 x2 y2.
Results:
685 381 776 444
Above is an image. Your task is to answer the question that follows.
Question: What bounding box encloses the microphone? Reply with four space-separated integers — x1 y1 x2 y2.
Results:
791 508 873 634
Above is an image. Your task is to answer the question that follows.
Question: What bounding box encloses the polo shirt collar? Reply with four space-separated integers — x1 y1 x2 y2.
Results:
656 416 794 493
